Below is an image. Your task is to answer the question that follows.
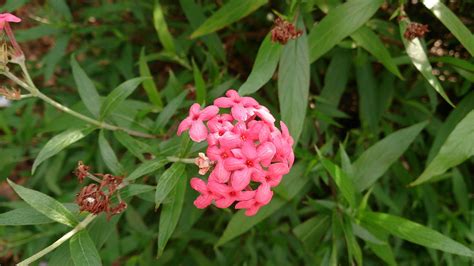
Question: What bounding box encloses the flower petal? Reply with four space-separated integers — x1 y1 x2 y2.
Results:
214 97 234 108
189 103 202 116
189 120 208 142
240 97 259 107
208 181 231 196
241 142 257 160
231 168 251 191
255 183 273 204
268 162 290 176
190 178 207 194
194 194 213 209
219 132 241 149
245 206 260 216
231 104 248 121
209 162 230 183
235 199 255 209
257 142 276 166
215 197 235 208
237 190 256 201
177 117 192 136
224 157 245 171
254 106 275 124
199 105 219 121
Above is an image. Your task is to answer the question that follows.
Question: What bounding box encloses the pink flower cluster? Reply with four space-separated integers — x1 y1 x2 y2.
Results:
177 90 294 216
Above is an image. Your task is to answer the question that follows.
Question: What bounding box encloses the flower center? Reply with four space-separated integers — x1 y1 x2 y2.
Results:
246 160 254 167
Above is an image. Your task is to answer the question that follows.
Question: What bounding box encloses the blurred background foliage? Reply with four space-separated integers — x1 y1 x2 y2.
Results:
0 0 473 265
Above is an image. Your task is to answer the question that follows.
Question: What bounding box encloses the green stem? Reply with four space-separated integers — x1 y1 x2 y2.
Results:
2 70 156 139
167 156 195 164
17 214 96 266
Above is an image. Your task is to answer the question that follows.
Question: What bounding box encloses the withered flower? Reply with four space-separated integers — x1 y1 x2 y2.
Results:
404 22 429 40
74 161 90 183
74 162 127 219
271 17 303 45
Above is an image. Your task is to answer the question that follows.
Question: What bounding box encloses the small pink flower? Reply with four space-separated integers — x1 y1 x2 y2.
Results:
208 182 255 208
177 103 219 142
235 183 273 216
0 13 21 30
214 90 259 121
190 178 218 208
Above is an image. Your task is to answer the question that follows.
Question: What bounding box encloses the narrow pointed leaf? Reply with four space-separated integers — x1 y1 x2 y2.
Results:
190 0 267 39
400 18 454 107
320 158 357 208
155 163 186 208
7 179 78 227
71 55 101 118
192 60 206 104
353 121 428 191
157 174 187 257
126 158 167 181
239 34 282 95
308 0 383 63
412 110 474 186
278 19 309 144
361 211 474 257
139 48 163 108
98 130 124 175
100 77 148 120
70 230 102 266
32 127 94 174
153 0 176 53
351 26 403 79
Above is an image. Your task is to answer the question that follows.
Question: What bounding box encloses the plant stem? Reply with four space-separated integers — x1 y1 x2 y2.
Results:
17 214 97 266
167 156 195 164
2 70 156 139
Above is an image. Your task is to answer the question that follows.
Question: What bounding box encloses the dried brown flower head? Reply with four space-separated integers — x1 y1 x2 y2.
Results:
74 161 90 183
74 161 127 219
271 17 303 45
404 22 429 40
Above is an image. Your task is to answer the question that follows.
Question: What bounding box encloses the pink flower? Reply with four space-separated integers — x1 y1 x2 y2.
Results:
208 182 255 208
235 183 273 216
177 103 219 142
190 178 218 208
178 90 294 216
214 90 259 121
0 13 21 30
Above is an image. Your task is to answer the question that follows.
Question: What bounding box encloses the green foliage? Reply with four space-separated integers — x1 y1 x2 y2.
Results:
2 0 474 265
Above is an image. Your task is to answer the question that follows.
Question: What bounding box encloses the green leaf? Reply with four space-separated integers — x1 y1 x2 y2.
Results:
428 92 474 163
319 49 351 108
355 51 380 131
216 163 307 246
48 0 72 21
44 35 70 81
238 34 283 95
351 26 403 79
157 173 187 257
70 230 102 266
190 0 267 39
278 19 310 144
342 217 363 266
308 0 383 63
361 211 474 257
422 0 474 56
126 158 167 181
139 48 163 108
411 110 474 186
192 60 206 104
153 0 176 53
319 158 357 208
7 179 78 227
98 130 124 175
179 0 225 61
32 127 94 174
113 131 153 162
293 215 330 249
154 90 187 131
0 206 54 225
353 121 428 191
99 77 148 120
155 163 186 208
71 55 101 118
399 18 454 107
